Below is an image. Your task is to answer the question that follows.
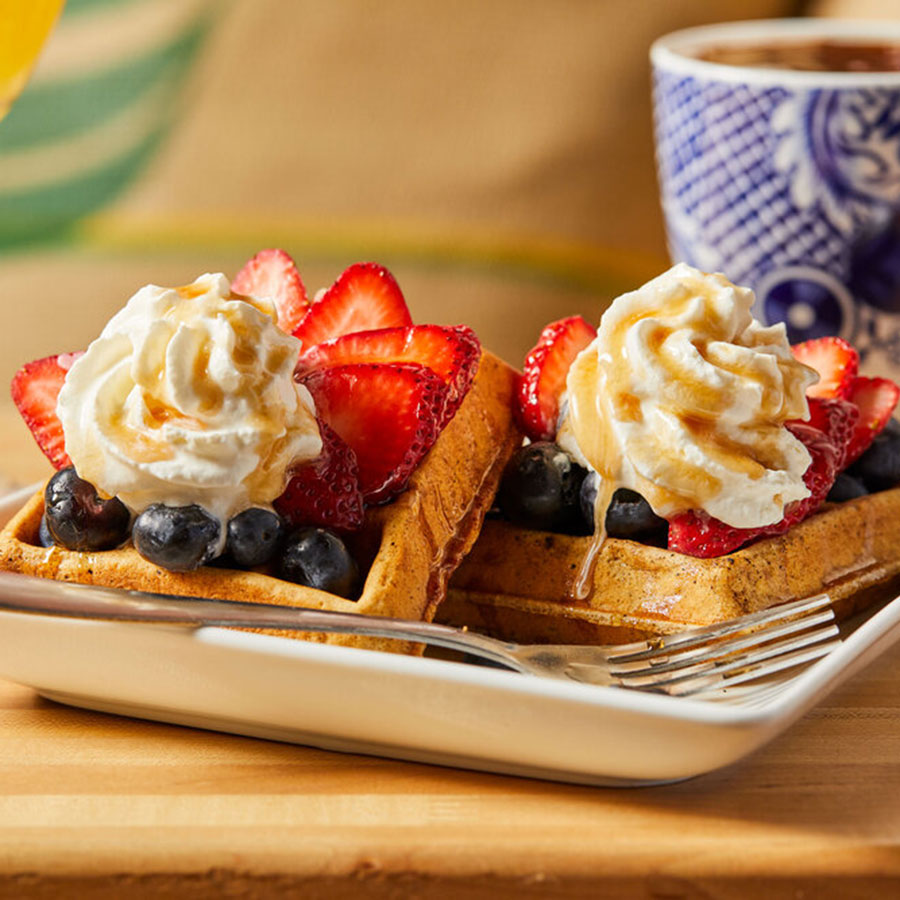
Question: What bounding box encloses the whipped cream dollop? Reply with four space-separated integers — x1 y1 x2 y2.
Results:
57 273 321 529
557 263 818 529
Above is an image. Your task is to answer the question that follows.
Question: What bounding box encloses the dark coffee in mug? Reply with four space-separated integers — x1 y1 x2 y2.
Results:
698 40 900 72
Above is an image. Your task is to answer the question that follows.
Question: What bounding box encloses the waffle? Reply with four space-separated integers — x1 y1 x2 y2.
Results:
440 486 900 644
0 352 522 655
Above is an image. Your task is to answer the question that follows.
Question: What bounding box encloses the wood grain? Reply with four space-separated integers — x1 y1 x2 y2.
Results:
1 404 899 897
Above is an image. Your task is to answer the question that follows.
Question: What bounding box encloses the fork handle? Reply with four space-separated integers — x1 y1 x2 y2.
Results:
0 572 523 670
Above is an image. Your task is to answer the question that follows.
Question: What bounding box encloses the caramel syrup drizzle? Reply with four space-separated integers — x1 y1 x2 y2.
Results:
562 275 811 602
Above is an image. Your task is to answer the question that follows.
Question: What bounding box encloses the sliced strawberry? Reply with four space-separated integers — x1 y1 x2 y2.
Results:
292 263 412 347
791 336 858 399
844 376 900 465
667 421 843 558
232 248 309 334
795 396 858 470
517 316 597 442
296 324 480 428
274 421 364 531
301 363 446 504
782 420 843 522
10 352 83 470
666 508 756 559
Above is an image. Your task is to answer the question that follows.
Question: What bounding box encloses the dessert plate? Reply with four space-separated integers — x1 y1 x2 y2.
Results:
0 485 898 787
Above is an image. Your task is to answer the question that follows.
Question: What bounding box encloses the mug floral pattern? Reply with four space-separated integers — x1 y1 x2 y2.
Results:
653 31 900 373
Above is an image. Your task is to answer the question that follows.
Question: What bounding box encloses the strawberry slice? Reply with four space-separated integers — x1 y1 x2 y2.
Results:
10 352 83 470
275 421 364 531
296 324 480 428
795 396 859 470
302 363 446 504
292 263 412 347
791 336 859 399
844 376 900 465
796 394 857 457
232 248 309 335
517 316 597 442
667 421 844 558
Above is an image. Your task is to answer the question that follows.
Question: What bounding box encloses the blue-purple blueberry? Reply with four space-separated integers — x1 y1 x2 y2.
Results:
226 508 283 568
132 504 220 572
43 467 130 551
498 442 587 533
278 527 359 599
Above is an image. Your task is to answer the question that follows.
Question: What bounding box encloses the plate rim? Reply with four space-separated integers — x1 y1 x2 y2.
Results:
1 484 899 784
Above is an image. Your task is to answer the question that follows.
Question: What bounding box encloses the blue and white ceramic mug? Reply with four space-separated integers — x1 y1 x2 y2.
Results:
652 19 900 376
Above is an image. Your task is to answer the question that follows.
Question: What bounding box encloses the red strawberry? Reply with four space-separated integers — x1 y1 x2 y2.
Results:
796 396 859 470
292 263 412 347
10 352 83 470
517 316 597 442
296 324 480 428
783 420 844 521
302 363 446 504
791 336 859 399
274 421 364 531
667 508 757 559
232 248 309 334
667 421 844 558
844 376 900 465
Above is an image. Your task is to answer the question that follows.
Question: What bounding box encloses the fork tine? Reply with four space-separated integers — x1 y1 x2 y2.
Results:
607 593 833 663
606 608 836 678
609 621 839 693
660 638 842 697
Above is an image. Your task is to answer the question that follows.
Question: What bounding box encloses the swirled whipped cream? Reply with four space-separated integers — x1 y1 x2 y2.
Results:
57 273 321 529
557 263 818 529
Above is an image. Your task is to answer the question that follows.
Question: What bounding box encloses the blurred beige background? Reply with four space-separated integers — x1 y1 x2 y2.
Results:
0 0 895 481
119 0 895 261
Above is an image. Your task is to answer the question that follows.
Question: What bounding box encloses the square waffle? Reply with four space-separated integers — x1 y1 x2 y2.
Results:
0 352 522 655
440 487 900 644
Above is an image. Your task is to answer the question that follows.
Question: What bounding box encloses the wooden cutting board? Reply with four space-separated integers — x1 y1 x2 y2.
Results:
1 650 900 899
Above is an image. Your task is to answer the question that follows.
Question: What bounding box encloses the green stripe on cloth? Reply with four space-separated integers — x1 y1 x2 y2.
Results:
0 127 167 249
63 0 147 16
0 21 209 153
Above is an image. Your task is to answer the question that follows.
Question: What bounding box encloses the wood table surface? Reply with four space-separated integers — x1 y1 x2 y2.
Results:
0 406 899 899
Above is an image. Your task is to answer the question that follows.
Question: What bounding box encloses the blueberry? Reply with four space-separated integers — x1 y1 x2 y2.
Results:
581 475 668 544
497 442 588 533
581 474 667 543
849 418 900 493
226 508 284 568
605 488 668 545
44 467 130 551
580 470 598 529
38 514 55 548
827 472 868 503
132 504 221 572
278 527 359 599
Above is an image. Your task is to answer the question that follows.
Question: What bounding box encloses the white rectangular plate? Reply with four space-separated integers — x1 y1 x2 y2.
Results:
1 485 899 787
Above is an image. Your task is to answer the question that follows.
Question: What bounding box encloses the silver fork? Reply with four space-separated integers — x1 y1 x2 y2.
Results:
0 572 839 697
